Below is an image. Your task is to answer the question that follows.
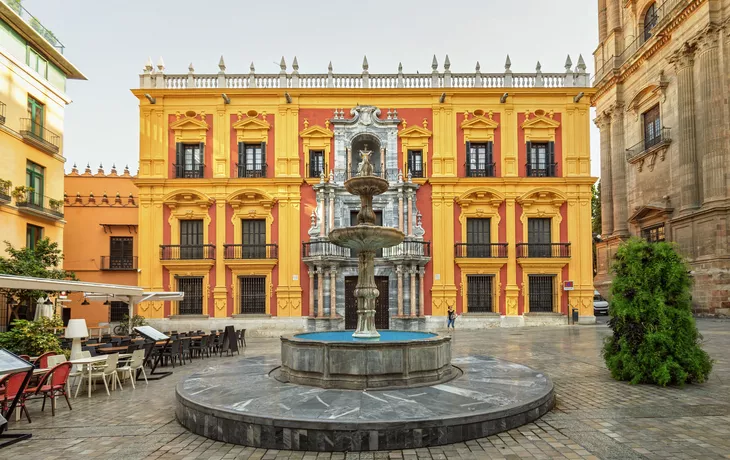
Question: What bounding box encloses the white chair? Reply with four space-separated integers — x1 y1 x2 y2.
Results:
117 349 147 389
47 355 67 367
76 353 122 396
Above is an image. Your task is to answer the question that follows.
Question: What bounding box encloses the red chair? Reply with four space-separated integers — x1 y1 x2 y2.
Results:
26 362 73 418
18 355 31 362
0 371 32 423
33 351 58 369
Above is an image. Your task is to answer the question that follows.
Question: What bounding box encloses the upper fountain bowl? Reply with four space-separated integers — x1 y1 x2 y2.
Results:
329 226 404 251
344 175 390 196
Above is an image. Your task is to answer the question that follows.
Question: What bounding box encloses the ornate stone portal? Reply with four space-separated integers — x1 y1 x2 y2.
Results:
329 146 404 338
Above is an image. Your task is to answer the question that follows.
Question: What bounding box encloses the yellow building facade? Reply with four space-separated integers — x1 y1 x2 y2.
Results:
133 55 596 333
0 2 84 328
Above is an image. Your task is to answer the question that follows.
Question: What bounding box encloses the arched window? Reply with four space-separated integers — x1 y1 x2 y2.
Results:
643 3 658 41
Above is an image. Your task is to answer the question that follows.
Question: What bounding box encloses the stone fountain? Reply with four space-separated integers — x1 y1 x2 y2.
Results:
328 145 404 338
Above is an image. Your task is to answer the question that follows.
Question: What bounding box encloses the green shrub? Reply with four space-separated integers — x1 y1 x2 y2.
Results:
0 316 64 357
603 238 713 386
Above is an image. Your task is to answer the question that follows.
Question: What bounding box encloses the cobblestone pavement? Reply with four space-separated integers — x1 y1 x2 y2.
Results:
3 318 729 459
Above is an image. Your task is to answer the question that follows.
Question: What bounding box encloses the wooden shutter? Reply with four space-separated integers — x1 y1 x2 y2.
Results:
465 141 471 176
260 142 267 176
175 143 183 176
487 142 494 175
525 141 532 175
548 141 555 176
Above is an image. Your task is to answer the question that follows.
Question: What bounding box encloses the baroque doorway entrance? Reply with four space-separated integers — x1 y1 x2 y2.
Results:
345 276 390 330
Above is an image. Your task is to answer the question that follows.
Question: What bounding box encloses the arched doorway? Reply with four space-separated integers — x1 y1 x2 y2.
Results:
350 133 382 176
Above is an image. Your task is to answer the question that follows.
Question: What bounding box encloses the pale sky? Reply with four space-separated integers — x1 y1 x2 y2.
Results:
25 0 600 178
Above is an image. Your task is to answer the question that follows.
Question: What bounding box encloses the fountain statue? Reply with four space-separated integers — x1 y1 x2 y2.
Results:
329 144 404 338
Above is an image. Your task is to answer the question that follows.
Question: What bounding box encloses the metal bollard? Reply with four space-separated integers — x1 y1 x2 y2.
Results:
572 308 579 325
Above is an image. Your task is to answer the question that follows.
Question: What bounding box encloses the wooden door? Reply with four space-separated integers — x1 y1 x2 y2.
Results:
345 276 358 329
344 276 390 330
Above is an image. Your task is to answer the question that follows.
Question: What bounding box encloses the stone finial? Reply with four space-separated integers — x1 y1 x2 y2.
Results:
328 61 333 72
475 61 481 72
431 55 438 71
292 56 299 72
75 192 82 204
536 61 542 72
329 169 334 182
393 109 398 119
128 193 135 205
303 118 309 129
398 169 404 183
565 55 573 71
577 54 586 72
422 118 428 128
407 170 412 182
97 163 104 175
88 192 95 204
362 55 369 71
504 55 512 71
102 192 108 204
115 192 122 204
398 62 403 73
110 163 118 177
123 165 131 177
144 57 153 72
70 163 79 175
325 119 330 130
310 209 317 227
280 56 286 72
156 56 165 72
83 163 92 176
320 170 325 184
444 54 451 71
249 62 255 73
218 55 226 72
188 62 194 74
387 109 392 120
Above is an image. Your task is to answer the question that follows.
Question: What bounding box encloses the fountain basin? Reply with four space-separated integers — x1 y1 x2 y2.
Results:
344 175 390 196
329 226 404 251
277 331 453 390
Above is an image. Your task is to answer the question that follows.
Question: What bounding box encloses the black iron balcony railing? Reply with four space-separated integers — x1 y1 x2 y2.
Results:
173 163 205 178
382 240 431 258
302 241 350 258
525 163 557 178
306 162 327 179
454 243 508 258
626 127 671 163
516 243 571 258
465 163 496 178
4 0 66 53
334 168 400 182
224 244 278 259
0 180 10 202
160 244 215 260
16 192 63 219
100 256 138 270
237 164 267 178
0 101 6 124
19 118 60 154
407 162 426 178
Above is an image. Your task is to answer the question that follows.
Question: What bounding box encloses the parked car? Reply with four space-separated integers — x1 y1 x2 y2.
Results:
593 290 609 316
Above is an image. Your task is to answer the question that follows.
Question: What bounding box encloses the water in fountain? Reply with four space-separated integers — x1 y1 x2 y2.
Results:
328 144 405 339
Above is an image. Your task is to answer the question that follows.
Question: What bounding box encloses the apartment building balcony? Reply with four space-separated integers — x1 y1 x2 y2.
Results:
159 244 215 270
19 118 60 155
626 127 671 171
173 164 205 178
516 243 571 259
100 256 138 271
16 192 63 220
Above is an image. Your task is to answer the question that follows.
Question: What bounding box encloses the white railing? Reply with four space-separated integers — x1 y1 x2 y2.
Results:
139 55 590 89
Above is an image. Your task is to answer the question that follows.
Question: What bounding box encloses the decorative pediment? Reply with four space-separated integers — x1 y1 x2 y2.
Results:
521 109 560 142
626 73 668 121
300 121 334 158
517 189 566 208
227 189 276 211
163 189 214 209
300 123 334 140
456 188 505 208
170 115 208 143
399 119 433 140
628 203 673 224
461 110 498 142
233 113 271 143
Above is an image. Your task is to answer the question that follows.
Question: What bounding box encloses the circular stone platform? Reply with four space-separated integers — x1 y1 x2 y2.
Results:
176 355 554 451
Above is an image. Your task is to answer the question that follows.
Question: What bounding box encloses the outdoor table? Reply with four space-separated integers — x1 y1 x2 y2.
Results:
69 355 108 398
81 343 105 348
96 346 128 354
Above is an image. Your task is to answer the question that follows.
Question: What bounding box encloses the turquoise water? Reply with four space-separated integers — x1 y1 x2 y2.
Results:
294 331 437 342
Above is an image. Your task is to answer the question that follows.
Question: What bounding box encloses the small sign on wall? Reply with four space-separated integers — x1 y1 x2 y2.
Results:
563 280 574 291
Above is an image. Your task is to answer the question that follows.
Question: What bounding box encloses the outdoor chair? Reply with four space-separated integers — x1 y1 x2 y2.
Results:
82 346 98 356
86 338 99 344
18 355 31 362
111 338 122 346
29 362 73 417
117 349 147 388
47 355 67 368
237 329 246 347
162 340 183 368
33 351 58 369
180 338 192 364
0 371 32 423
75 353 122 397
190 335 209 359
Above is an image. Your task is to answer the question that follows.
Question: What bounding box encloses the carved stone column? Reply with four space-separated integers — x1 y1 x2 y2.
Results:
418 267 425 317
610 106 628 236
407 191 414 237
329 265 337 318
597 114 614 236
316 266 324 318
598 0 608 42
409 266 417 317
670 43 700 210
607 0 620 32
328 191 335 232
697 28 726 203
308 268 314 317
396 265 404 316
398 190 404 232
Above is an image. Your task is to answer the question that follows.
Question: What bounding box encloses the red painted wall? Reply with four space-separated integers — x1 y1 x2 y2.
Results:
515 202 524 315
167 114 213 178
415 182 433 315
456 113 502 177
498 202 507 315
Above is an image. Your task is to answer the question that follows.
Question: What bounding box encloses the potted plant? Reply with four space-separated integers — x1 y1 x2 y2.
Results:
0 178 11 197
11 185 33 202
48 198 63 211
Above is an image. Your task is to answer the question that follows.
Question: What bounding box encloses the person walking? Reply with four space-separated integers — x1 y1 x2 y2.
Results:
447 306 456 330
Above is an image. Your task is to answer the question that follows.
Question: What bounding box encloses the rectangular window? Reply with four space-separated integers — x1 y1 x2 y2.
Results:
26 224 43 249
109 301 128 322
642 224 665 243
238 142 266 177
528 275 555 312
26 160 44 206
180 220 204 259
308 150 325 178
109 237 134 269
27 48 47 78
527 218 552 257
466 218 491 257
527 142 555 177
242 219 266 258
175 143 204 178
177 277 203 315
467 275 494 312
407 149 424 178
27 96 44 135
239 276 266 314
643 105 662 150
466 142 493 177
